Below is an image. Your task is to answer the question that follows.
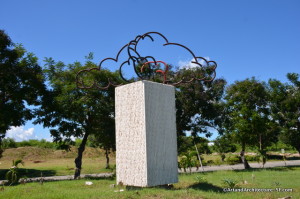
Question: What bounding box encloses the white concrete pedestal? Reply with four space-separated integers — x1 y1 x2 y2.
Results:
115 80 178 187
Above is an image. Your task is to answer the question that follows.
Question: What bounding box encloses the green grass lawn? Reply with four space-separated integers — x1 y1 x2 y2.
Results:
1 167 299 199
0 147 115 180
0 157 115 180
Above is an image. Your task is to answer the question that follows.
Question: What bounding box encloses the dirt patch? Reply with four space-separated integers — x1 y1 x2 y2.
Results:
32 160 45 163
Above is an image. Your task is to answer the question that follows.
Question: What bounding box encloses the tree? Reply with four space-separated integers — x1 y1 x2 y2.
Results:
35 54 121 178
174 68 227 149
213 134 237 161
0 30 46 158
88 116 115 169
224 78 279 169
268 73 300 154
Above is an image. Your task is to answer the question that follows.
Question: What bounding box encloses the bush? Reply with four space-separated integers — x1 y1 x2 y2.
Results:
267 141 296 152
6 159 24 185
16 139 56 148
2 138 17 148
225 155 241 165
195 175 207 183
245 155 260 162
214 159 222 166
222 178 238 188
14 139 59 149
206 160 214 166
178 151 199 173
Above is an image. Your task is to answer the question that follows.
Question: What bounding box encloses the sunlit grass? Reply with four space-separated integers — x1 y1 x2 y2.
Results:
0 147 115 179
0 167 299 199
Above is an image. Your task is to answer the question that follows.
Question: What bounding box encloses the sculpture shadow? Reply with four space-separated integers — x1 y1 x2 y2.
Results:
188 182 224 193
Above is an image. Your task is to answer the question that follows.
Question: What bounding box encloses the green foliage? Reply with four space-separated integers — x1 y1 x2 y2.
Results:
206 160 214 165
34 55 122 178
1 138 82 151
35 55 120 143
195 175 207 183
5 159 24 185
268 73 300 153
267 140 296 152
214 159 222 166
17 139 55 148
0 30 46 157
178 151 199 174
175 73 227 139
225 155 241 165
213 135 237 153
222 178 238 188
213 134 237 161
244 155 261 163
74 138 82 147
2 138 17 148
224 78 280 168
178 136 210 155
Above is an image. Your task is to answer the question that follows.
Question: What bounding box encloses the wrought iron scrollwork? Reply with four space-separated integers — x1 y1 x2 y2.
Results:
76 32 217 89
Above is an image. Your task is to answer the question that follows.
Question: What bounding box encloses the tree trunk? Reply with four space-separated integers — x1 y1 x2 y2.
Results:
74 131 90 179
194 142 204 171
0 136 4 159
105 148 110 169
240 143 251 169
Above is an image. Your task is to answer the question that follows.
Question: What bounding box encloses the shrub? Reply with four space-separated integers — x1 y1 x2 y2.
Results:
206 160 214 166
2 138 17 148
6 159 24 185
195 175 207 183
222 178 238 188
245 155 260 162
178 151 198 173
225 155 241 165
214 159 222 166
16 139 57 149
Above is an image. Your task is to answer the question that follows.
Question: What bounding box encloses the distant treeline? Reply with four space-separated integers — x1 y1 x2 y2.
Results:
1 138 94 150
3 137 296 154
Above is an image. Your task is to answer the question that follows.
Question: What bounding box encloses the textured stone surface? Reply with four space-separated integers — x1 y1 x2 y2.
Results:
115 80 178 187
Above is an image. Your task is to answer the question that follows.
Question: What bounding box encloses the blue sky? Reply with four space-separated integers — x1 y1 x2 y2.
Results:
2 0 300 141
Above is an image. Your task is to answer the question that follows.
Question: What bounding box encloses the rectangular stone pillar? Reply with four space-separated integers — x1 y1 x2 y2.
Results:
115 80 178 187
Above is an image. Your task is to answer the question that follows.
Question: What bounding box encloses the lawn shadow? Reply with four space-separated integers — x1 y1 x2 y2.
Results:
0 168 56 180
286 156 300 160
188 182 224 193
179 171 215 176
264 165 299 171
125 184 175 191
231 165 300 173
84 175 115 181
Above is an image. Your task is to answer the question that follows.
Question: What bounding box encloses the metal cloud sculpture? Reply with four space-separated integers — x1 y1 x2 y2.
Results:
76 32 217 89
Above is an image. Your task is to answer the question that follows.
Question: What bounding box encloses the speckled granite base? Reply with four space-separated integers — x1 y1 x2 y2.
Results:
115 80 178 187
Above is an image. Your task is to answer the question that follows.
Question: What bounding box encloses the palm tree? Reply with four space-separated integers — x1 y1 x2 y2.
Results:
6 159 24 185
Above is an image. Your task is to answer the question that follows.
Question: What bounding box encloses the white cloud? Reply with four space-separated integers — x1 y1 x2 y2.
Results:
178 57 210 69
6 126 37 141
45 137 53 142
70 135 76 141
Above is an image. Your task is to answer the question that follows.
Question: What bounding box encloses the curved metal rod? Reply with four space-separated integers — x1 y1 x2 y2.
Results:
76 32 217 89
166 43 197 62
141 61 169 84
